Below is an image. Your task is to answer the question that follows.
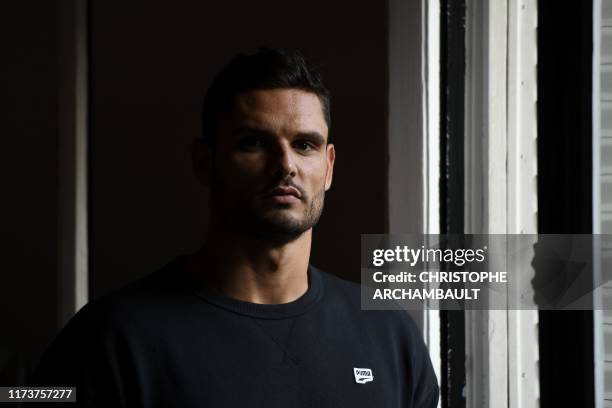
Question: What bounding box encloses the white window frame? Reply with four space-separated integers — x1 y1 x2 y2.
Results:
387 0 441 394
593 1 604 408
463 1 540 408
388 2 540 407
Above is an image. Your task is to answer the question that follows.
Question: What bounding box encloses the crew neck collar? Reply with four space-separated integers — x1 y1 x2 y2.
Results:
173 256 324 320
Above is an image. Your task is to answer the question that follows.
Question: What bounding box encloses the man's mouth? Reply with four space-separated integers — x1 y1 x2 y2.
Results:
263 186 302 204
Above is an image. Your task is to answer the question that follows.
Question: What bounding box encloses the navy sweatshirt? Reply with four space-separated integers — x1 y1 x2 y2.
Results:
31 257 439 407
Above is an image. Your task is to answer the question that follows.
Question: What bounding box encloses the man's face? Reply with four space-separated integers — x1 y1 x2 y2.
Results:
202 88 335 243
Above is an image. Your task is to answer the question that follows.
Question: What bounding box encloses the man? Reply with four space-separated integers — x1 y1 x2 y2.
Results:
31 48 439 407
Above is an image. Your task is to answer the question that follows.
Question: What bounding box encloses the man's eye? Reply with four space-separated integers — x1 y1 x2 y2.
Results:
239 137 263 149
295 141 314 151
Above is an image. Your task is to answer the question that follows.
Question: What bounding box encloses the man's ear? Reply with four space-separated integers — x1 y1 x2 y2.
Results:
324 143 335 191
192 138 213 186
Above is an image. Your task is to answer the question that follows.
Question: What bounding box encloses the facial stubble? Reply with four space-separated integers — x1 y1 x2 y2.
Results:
213 182 327 245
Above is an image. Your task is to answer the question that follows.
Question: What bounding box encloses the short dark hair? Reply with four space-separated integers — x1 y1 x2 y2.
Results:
201 48 331 146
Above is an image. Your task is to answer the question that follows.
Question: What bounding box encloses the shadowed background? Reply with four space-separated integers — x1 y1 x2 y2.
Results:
2 0 389 383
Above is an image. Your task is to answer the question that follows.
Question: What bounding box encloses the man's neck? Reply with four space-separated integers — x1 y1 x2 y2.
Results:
186 229 312 305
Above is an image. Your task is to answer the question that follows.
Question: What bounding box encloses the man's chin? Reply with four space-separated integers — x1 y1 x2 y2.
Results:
247 214 311 244
251 224 307 244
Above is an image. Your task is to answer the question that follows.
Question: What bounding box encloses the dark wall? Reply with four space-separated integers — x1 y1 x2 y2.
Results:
89 0 388 298
1 1 59 383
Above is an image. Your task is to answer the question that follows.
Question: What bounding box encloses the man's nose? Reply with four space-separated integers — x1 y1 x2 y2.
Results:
270 143 297 178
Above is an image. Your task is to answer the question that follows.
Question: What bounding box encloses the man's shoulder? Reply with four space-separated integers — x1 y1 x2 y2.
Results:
30 258 189 383
314 267 423 338
315 266 361 299
63 257 187 334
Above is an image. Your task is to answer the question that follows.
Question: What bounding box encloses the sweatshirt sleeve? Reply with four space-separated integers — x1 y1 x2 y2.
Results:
411 345 440 408
402 311 440 408
28 305 133 407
